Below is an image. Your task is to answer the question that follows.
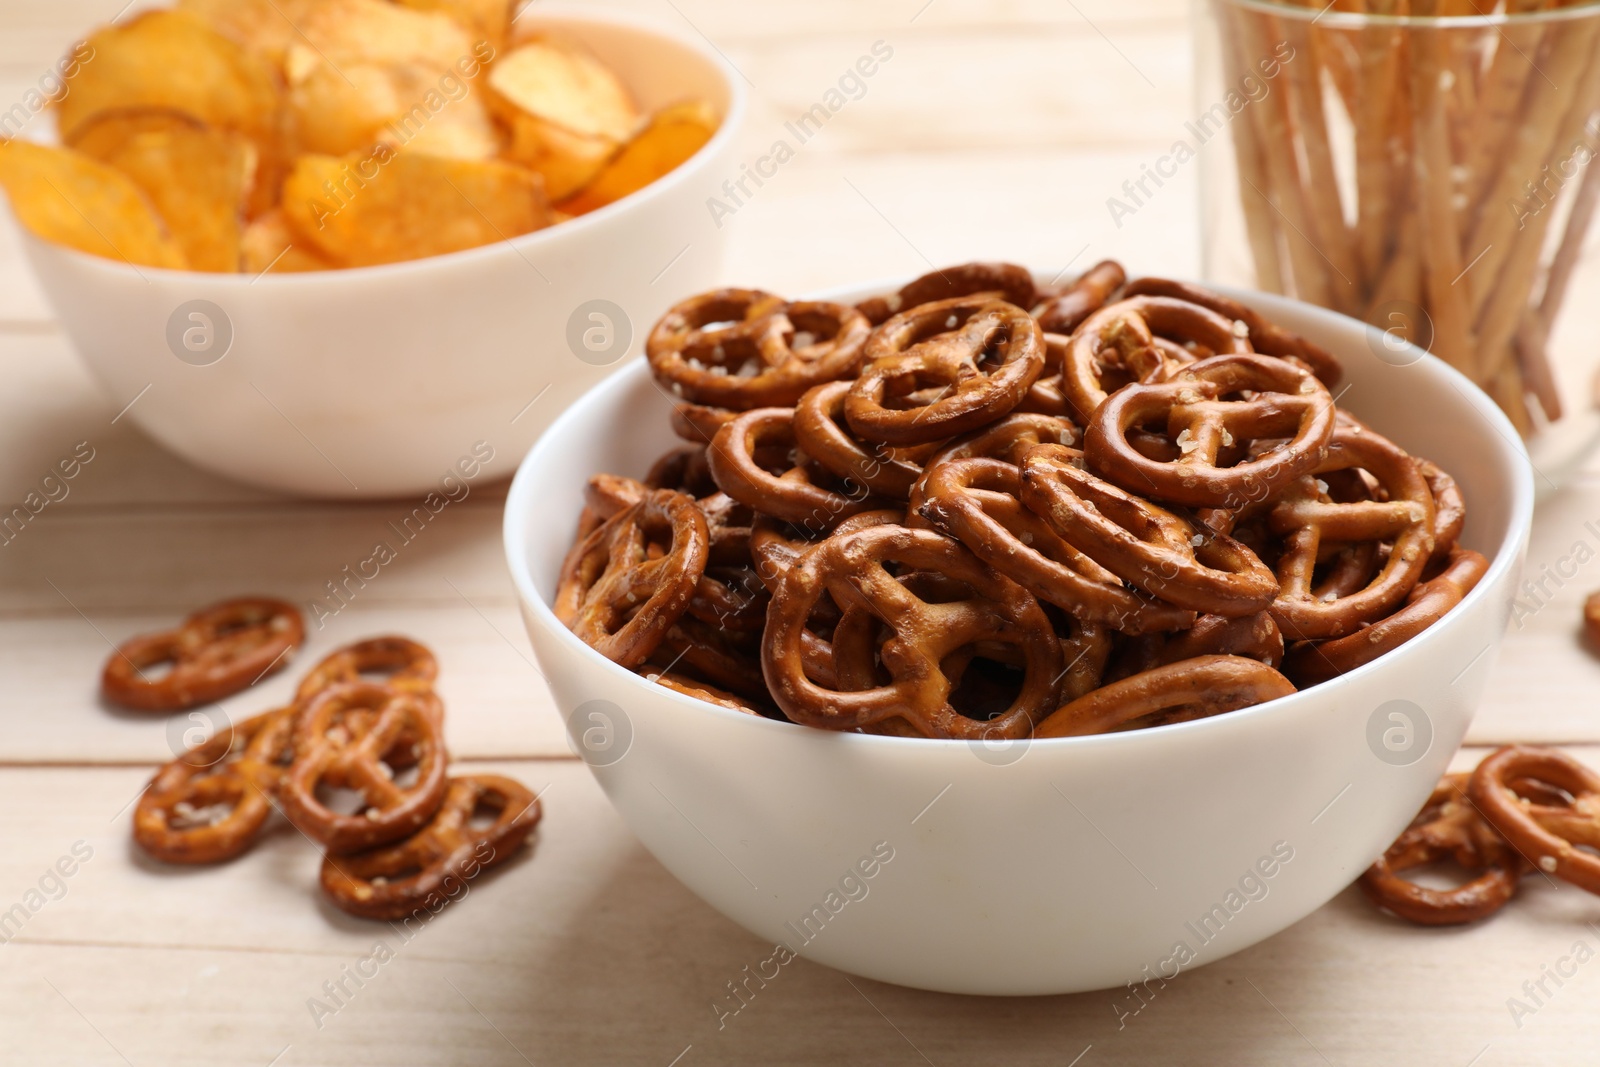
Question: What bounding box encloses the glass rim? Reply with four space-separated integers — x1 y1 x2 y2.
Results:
1216 0 1600 28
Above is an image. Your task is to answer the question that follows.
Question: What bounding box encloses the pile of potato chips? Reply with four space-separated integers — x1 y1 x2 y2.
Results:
0 0 720 271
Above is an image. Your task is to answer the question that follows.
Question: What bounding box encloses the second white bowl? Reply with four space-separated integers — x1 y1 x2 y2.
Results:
22 5 747 498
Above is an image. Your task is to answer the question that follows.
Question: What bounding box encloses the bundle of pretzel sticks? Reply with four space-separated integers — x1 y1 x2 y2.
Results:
100 604 540 921
1215 0 1600 433
557 260 1481 740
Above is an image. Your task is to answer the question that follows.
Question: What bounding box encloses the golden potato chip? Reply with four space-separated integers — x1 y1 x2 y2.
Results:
56 11 279 147
65 108 255 273
560 100 718 216
0 140 185 269
289 59 499 160
281 149 549 266
288 63 406 157
241 209 333 273
292 0 473 70
392 0 513 53
502 112 615 200
388 91 501 160
488 37 639 142
177 0 319 65
273 0 499 163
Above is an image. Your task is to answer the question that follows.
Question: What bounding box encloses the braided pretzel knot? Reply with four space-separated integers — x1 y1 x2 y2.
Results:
707 406 876 528
1283 548 1487 686
1061 296 1252 424
855 261 1036 325
845 297 1045 445
1359 772 1525 925
1471 746 1600 895
753 561 861 700
642 668 773 717
134 708 295 864
922 412 1079 474
1018 335 1079 420
794 381 936 499
1420 458 1465 565
295 635 443 735
1086 353 1336 509
762 524 1063 738
585 472 650 520
279 681 449 854
1119 276 1343 386
649 613 768 701
1172 611 1283 665
1034 655 1295 737
296 636 438 703
1268 424 1437 641
583 469 749 574
671 402 736 445
917 455 1194 633
555 491 709 667
630 449 753 566
647 289 870 408
1109 611 1285 681
320 774 540 920
1019 445 1279 617
750 508 905 595
1035 260 1125 335
103 597 304 711
645 445 717 497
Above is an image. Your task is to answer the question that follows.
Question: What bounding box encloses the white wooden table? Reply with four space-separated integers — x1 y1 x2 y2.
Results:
5 2 1600 1063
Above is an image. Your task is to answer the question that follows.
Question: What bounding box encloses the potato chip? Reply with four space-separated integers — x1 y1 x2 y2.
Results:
289 59 499 160
65 108 255 273
293 0 473 70
241 209 333 273
57 11 279 147
502 113 615 201
0 140 185 269
274 0 498 163
388 91 501 160
177 0 319 64
288 62 406 157
281 149 549 266
392 0 514 53
488 37 639 142
560 100 718 216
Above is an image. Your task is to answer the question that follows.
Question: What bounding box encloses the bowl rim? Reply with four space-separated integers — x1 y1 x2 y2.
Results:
503 273 1535 750
19 2 749 285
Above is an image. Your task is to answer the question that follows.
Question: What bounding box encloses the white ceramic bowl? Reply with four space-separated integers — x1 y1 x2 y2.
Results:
20 5 746 499
504 279 1533 996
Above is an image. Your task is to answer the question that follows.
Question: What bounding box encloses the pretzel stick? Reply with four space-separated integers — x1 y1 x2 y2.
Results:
1281 15 1365 311
1353 14 1408 289
1363 213 1421 320
1356 0 1421 312
1513 136 1600 419
1441 2 1485 170
1455 1 1549 242
1409 24 1478 378
1475 25 1600 386
1217 0 1287 293
1490 361 1534 436
1311 0 1365 123
1514 319 1564 422
1465 22 1599 320
1232 8 1335 308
